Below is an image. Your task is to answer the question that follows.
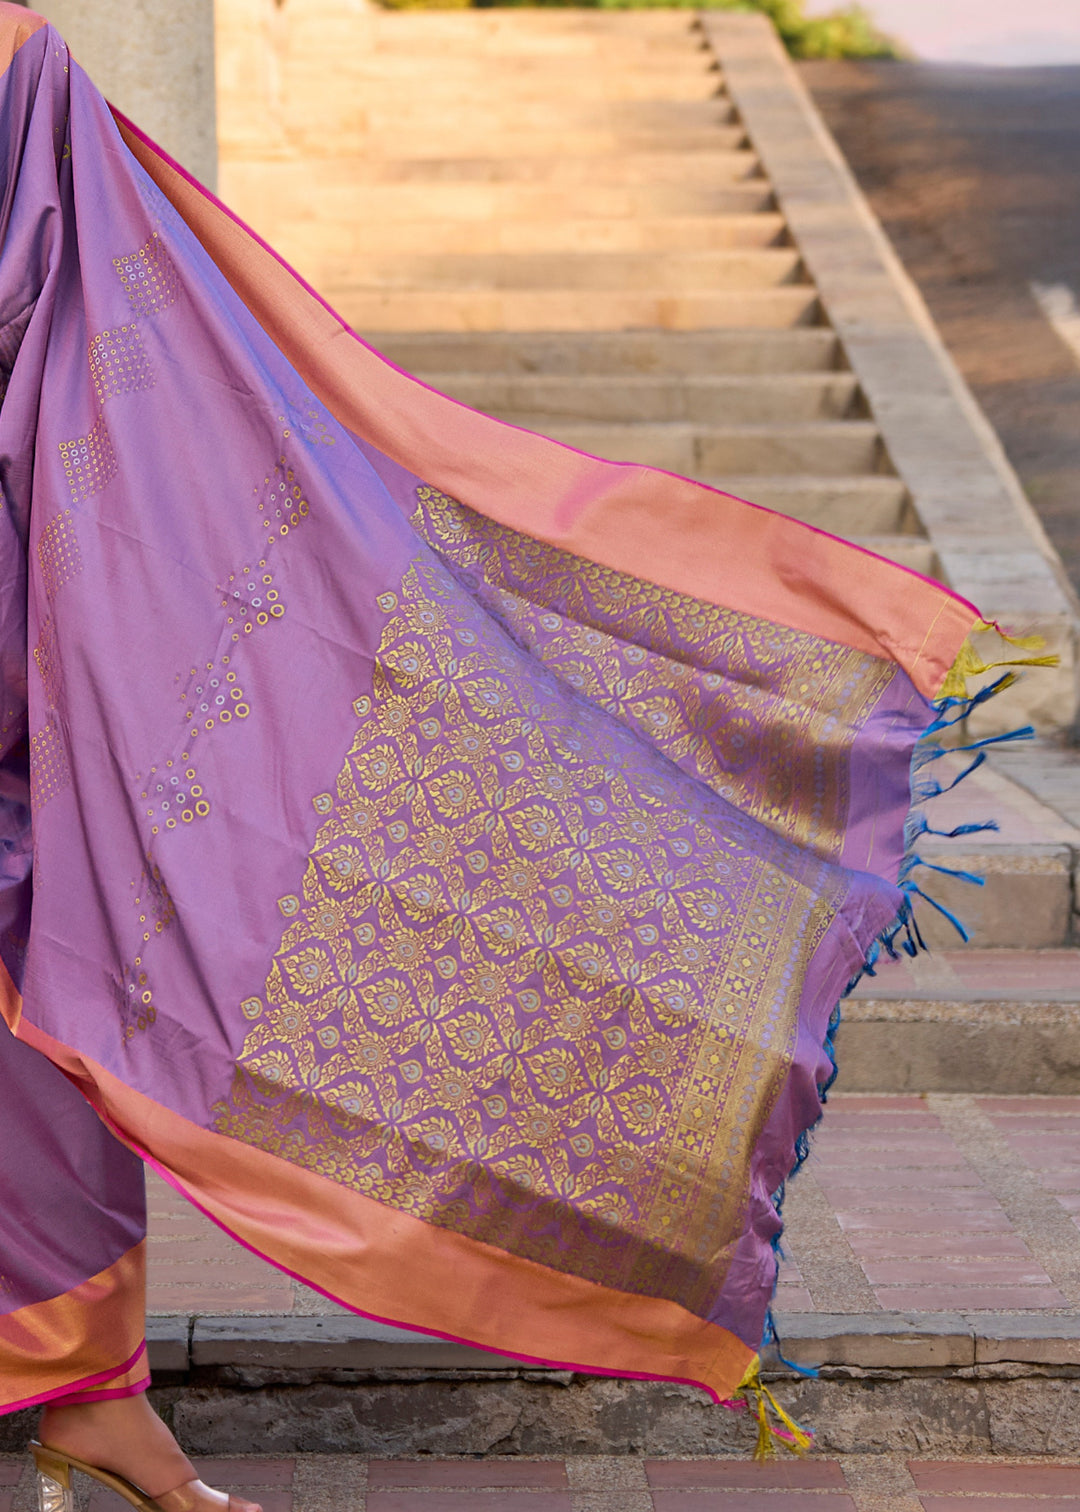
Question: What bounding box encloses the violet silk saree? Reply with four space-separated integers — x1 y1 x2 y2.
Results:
0 3 1006 1420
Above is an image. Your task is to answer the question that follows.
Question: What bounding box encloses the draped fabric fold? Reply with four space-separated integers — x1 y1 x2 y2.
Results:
0 3 980 1411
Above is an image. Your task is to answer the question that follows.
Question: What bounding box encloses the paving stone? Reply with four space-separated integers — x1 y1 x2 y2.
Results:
650 1494 855 1511
872 1284 1069 1310
863 1260 1055 1285
917 1501 1080 1511
366 1496 573 1512
570 1496 653 1512
909 1460 1080 1493
368 1462 567 1488
847 1234 1033 1260
645 1459 846 1487
191 1459 297 1485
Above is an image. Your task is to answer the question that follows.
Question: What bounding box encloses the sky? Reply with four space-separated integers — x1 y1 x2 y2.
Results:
803 0 1080 65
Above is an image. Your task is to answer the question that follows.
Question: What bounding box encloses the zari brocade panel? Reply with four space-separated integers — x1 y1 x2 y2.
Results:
216 491 893 1313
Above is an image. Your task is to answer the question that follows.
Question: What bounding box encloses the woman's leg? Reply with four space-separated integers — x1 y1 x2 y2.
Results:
1 1024 261 1509
0 1022 147 1413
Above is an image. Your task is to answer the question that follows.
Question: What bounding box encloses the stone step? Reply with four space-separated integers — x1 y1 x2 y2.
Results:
281 71 722 106
218 95 744 155
283 125 750 161
297 214 788 259
370 32 708 54
344 287 819 333
219 168 777 222
988 739 1080 830
336 98 741 136
285 53 717 82
314 96 740 133
362 9 700 33
496 418 883 476
227 149 762 188
906 752 1080 950
361 21 710 53
366 328 843 376
423 371 858 424
324 248 803 294
840 954 1080 1094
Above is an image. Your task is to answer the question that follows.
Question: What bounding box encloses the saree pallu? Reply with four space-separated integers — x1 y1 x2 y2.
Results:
0 3 985 1416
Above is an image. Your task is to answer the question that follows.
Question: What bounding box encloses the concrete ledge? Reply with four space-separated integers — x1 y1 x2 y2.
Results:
190 1315 516 1372
767 1312 975 1369
976 1316 1080 1365
834 1012 1080 1094
145 1310 1080 1378
146 1316 190 1373
701 12 1080 734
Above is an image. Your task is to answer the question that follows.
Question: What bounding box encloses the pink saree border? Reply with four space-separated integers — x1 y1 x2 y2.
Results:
15 1013 755 1404
0 1261 148 1416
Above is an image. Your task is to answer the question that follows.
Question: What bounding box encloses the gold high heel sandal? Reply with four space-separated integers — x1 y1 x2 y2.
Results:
31 1442 252 1512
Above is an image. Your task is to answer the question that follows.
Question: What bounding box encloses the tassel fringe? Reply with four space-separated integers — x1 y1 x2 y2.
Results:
937 618 1059 701
752 617 1056 1455
732 1358 815 1461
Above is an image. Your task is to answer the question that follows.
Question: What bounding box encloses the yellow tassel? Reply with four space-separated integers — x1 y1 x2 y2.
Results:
939 621 1060 702
754 1392 775 1462
762 1383 815 1454
736 1357 813 1462
973 618 1047 651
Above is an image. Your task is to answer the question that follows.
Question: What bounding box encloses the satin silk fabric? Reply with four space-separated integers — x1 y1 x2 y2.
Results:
0 7 978 1409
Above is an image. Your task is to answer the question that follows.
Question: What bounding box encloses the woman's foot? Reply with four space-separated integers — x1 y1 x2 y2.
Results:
37 1394 262 1510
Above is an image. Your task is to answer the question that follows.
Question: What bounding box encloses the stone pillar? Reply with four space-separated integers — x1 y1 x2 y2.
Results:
34 0 218 190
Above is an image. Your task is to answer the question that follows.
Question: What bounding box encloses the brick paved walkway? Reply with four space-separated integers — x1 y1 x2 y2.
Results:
144 1094 1080 1322
3 1453 1079 1510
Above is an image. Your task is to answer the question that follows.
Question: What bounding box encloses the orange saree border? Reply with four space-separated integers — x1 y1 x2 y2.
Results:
110 116 979 701
0 2 44 76
0 1247 147 1414
15 1013 755 1403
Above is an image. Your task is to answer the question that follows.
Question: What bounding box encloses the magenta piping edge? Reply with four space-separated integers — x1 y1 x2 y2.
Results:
105 99 981 623
54 1375 152 1406
1 1341 148 1416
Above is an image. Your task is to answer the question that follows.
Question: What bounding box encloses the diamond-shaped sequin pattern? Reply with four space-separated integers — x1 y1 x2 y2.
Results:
33 617 62 706
58 414 116 504
37 511 83 600
89 324 154 403
112 231 180 316
30 719 70 809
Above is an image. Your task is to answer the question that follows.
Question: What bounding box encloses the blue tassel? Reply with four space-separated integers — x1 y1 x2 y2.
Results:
761 1309 819 1378
914 751 987 801
914 725 1035 770
906 813 999 843
903 883 971 942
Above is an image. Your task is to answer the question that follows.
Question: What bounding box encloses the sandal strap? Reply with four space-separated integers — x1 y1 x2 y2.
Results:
154 1480 231 1512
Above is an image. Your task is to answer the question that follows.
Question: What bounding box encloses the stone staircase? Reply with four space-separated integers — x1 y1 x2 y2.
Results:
219 2 931 579
117 0 1080 1461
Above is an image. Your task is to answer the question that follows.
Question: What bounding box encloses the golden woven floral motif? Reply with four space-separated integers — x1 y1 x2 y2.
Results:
215 493 885 1305
409 487 895 863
